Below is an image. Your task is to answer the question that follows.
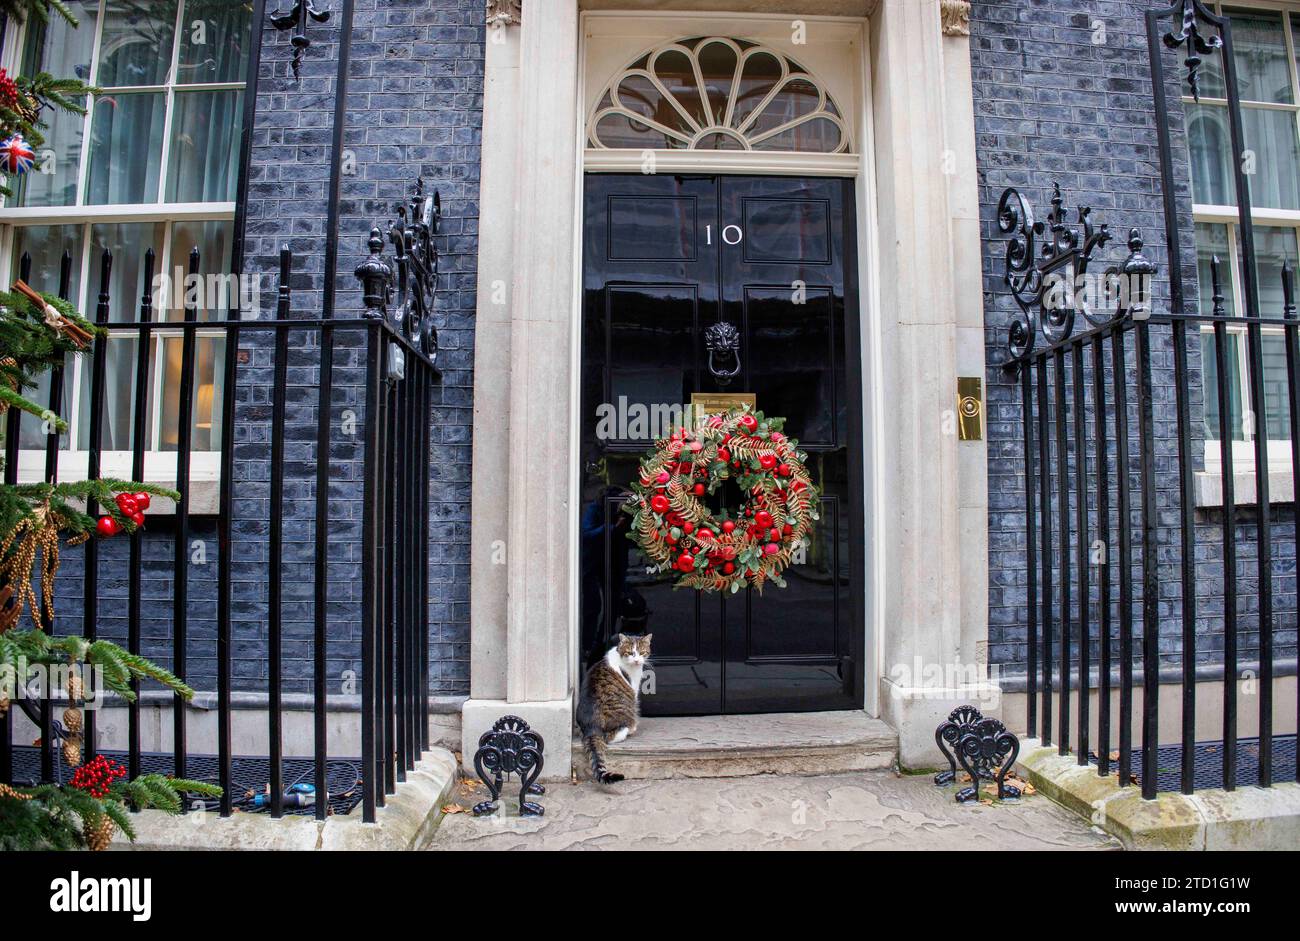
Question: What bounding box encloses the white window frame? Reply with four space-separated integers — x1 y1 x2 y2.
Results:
0 0 244 512
1190 0 1300 489
581 14 865 177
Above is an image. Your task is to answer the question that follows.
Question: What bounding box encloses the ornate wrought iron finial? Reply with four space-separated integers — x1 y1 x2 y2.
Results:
384 178 441 361
1162 0 1223 102
271 0 331 82
998 184 1119 369
472 715 546 816
1210 254 1226 317
355 227 392 317
1118 228 1159 320
1283 259 1297 320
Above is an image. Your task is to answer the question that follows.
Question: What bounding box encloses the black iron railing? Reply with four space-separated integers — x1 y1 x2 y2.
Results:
1001 0 1298 799
1 214 439 823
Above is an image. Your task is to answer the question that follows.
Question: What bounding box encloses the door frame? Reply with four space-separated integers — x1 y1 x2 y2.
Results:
570 10 884 716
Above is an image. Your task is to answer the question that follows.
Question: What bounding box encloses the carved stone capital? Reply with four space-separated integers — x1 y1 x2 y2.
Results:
940 0 971 37
487 0 520 27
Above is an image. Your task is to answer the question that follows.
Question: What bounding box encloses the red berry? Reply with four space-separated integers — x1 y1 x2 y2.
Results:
698 528 713 540
764 543 779 556
115 493 138 515
682 521 694 534
755 511 773 529
759 454 777 470
722 562 735 575
693 483 705 496
651 495 670 514
777 463 791 477
677 552 694 571
782 524 793 537
96 516 121 538
717 448 730 462
740 414 757 432
130 511 145 527
656 471 670 484
768 528 780 541
722 521 735 534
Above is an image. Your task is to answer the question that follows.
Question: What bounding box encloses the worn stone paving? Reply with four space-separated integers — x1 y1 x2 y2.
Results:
429 770 1121 851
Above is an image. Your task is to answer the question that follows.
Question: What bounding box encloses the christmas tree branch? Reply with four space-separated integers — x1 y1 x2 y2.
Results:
0 0 79 27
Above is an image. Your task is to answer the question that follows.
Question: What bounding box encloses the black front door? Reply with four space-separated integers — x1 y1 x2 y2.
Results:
579 174 864 715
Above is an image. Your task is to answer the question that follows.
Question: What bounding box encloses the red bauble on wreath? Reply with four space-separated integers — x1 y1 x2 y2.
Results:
624 408 818 593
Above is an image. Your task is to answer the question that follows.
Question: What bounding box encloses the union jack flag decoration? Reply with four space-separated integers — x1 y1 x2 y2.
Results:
0 133 36 175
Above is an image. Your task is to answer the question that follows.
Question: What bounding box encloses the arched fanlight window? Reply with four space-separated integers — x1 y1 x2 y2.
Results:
588 37 851 154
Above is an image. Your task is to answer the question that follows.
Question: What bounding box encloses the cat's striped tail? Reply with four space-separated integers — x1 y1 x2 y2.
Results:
583 734 624 784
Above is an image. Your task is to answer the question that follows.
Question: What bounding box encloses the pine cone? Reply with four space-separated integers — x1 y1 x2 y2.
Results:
62 706 82 734
62 738 82 768
83 816 115 851
66 674 83 702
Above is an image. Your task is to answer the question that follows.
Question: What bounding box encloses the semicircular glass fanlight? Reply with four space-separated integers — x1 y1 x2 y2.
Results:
588 37 850 154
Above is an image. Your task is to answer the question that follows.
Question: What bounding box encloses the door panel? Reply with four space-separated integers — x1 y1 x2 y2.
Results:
580 173 863 715
581 176 722 715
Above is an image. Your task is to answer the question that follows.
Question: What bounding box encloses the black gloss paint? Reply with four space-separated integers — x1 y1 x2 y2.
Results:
579 174 864 716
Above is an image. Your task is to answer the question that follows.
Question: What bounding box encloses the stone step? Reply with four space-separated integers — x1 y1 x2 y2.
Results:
571 711 898 780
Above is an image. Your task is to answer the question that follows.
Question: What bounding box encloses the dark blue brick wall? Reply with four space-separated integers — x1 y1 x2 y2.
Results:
974 0 1297 681
53 3 481 698
237 0 480 696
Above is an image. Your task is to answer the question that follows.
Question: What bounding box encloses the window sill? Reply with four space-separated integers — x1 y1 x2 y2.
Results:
16 451 222 515
1194 468 1295 508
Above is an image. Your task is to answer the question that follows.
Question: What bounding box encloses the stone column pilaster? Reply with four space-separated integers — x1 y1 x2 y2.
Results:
872 0 994 767
463 1 581 778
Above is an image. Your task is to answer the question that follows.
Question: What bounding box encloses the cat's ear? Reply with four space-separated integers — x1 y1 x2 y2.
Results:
642 634 653 646
616 633 626 644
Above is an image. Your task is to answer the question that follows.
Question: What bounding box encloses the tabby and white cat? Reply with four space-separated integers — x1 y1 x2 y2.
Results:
576 633 652 783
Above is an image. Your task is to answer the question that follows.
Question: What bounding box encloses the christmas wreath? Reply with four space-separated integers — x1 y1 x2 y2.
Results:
624 407 818 593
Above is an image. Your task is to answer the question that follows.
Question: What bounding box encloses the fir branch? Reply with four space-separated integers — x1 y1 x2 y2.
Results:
0 384 66 428
0 0 80 27
83 638 195 701
169 778 223 798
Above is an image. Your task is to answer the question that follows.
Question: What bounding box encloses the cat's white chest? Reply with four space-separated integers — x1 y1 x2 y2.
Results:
604 648 643 700
623 663 643 699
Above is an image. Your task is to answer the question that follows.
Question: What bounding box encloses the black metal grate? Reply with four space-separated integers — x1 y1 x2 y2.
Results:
1147 735 1297 793
10 747 365 817
1104 735 1297 793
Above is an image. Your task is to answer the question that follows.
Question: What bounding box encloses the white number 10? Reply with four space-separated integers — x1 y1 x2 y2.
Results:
705 224 744 245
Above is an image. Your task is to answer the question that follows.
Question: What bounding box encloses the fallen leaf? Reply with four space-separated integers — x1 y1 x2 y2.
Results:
441 803 468 814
